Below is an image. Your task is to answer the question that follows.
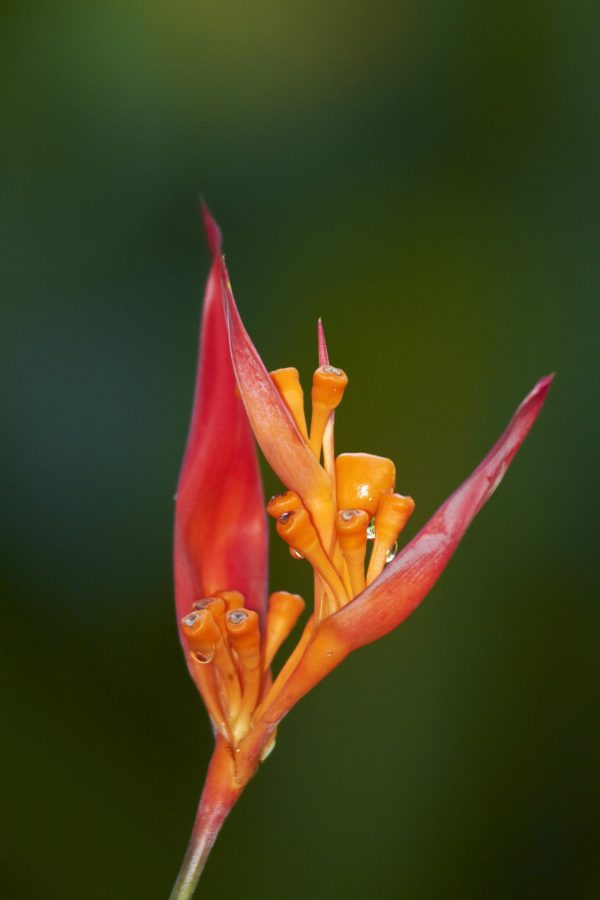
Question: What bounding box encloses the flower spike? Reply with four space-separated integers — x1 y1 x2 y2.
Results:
170 207 553 899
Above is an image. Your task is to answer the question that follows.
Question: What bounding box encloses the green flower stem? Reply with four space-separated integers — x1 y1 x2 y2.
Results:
169 740 243 900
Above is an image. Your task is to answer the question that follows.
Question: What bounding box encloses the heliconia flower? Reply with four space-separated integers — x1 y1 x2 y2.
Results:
169 205 553 899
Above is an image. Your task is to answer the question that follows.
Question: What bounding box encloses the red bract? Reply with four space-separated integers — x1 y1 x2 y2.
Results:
174 207 267 633
169 206 552 899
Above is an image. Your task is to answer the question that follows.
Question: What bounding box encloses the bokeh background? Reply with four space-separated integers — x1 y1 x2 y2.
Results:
2 2 599 898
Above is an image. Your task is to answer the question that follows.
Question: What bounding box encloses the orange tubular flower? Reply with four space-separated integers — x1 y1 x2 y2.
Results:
169 205 553 899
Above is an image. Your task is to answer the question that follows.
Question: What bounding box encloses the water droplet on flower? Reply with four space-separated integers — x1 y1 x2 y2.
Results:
192 649 214 664
290 548 304 560
322 365 342 376
278 511 293 524
386 541 398 564
325 651 333 658
367 519 376 540
182 612 201 628
340 508 360 521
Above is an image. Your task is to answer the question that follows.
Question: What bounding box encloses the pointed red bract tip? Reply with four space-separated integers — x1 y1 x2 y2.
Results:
200 200 222 258
317 319 329 367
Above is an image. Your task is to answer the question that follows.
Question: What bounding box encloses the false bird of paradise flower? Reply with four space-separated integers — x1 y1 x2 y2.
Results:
169 205 553 899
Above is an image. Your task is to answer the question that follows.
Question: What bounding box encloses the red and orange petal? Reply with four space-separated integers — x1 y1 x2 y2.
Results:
220 258 335 527
174 204 268 642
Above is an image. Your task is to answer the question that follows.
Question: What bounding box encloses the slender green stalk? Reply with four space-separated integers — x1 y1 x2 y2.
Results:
169 741 243 900
168 803 230 899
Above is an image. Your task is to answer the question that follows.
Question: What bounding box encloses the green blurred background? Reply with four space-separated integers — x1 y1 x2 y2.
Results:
2 2 599 898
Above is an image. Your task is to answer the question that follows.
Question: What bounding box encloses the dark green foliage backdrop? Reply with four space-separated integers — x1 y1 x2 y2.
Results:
2 2 598 898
